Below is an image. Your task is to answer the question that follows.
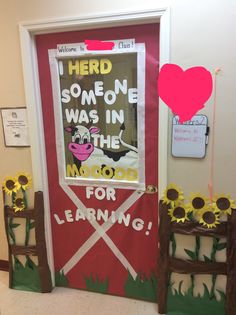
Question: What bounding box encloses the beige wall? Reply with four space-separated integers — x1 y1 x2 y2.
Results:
0 0 235 295
169 0 236 197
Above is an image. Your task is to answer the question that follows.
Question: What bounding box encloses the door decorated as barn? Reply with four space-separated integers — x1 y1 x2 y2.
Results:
36 24 159 301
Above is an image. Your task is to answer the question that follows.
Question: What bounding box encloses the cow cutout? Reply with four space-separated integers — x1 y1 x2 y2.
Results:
65 125 100 162
65 124 138 179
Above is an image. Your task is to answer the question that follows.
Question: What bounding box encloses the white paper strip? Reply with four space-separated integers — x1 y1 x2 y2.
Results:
57 39 135 56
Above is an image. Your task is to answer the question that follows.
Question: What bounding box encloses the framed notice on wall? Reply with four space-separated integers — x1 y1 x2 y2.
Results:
1 108 30 147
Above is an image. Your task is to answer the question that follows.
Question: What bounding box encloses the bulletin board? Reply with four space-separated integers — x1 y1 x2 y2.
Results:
171 115 209 158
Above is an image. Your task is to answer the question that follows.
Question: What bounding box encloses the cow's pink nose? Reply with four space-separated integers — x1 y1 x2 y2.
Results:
70 143 92 151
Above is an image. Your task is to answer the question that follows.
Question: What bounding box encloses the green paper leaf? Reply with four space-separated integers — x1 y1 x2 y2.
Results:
55 271 69 287
14 257 24 270
216 289 226 302
203 283 211 299
8 229 15 244
29 222 35 229
174 288 178 295
167 286 226 315
187 212 194 220
85 273 109 294
203 255 212 262
178 280 184 295
187 286 194 296
124 271 157 302
210 274 217 299
184 249 197 261
10 223 20 229
12 258 41 292
25 256 37 270
216 243 227 251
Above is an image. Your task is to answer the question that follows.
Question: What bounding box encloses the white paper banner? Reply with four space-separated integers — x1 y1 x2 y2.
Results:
57 39 135 56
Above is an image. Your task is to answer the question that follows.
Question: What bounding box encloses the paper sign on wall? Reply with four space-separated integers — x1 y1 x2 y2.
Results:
171 115 209 158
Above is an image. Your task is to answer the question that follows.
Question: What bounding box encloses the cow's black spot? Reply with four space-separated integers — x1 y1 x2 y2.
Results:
71 127 78 136
102 149 130 162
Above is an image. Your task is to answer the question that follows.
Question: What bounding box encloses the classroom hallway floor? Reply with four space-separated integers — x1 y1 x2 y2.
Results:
0 271 158 315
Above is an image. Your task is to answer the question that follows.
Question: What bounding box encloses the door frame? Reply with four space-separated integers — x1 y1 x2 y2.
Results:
19 8 170 285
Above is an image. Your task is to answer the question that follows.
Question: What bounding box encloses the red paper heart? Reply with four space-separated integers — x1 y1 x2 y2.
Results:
158 64 213 123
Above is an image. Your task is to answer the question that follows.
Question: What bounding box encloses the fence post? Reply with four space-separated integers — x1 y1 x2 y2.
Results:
158 201 171 314
34 191 52 293
3 205 13 288
226 210 236 315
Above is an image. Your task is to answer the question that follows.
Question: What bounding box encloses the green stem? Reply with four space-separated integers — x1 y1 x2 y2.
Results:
21 188 30 256
25 218 30 246
190 274 194 296
22 188 28 208
210 237 219 299
195 235 200 260
168 233 176 288
170 233 176 258
9 192 16 245
191 236 200 296
8 217 16 245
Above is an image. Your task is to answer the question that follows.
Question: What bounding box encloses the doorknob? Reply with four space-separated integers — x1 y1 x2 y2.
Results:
138 185 158 194
146 185 158 194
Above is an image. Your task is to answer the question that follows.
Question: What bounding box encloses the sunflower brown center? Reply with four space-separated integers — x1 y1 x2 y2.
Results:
15 198 24 208
173 207 185 219
6 180 15 190
202 211 215 224
192 197 205 209
216 198 230 211
18 175 28 185
167 189 179 201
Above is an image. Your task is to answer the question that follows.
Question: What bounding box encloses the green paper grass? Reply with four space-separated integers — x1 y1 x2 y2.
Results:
55 271 69 287
85 274 108 293
167 284 226 315
124 271 157 302
12 257 41 292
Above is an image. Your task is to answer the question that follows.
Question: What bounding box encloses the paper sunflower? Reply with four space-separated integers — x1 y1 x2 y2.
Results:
13 197 26 212
162 184 184 207
2 177 20 195
212 194 236 216
187 193 209 212
16 173 32 190
168 203 189 223
199 208 220 229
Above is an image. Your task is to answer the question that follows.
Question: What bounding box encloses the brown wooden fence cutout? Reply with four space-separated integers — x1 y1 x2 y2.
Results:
158 201 236 315
3 191 52 293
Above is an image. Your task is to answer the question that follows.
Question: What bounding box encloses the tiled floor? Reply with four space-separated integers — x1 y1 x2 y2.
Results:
0 271 158 315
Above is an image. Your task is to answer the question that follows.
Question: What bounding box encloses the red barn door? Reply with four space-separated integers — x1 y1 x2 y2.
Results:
36 23 159 301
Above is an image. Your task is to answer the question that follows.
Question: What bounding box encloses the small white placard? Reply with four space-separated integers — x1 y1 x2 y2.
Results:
57 39 135 56
172 115 208 158
1 108 30 147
